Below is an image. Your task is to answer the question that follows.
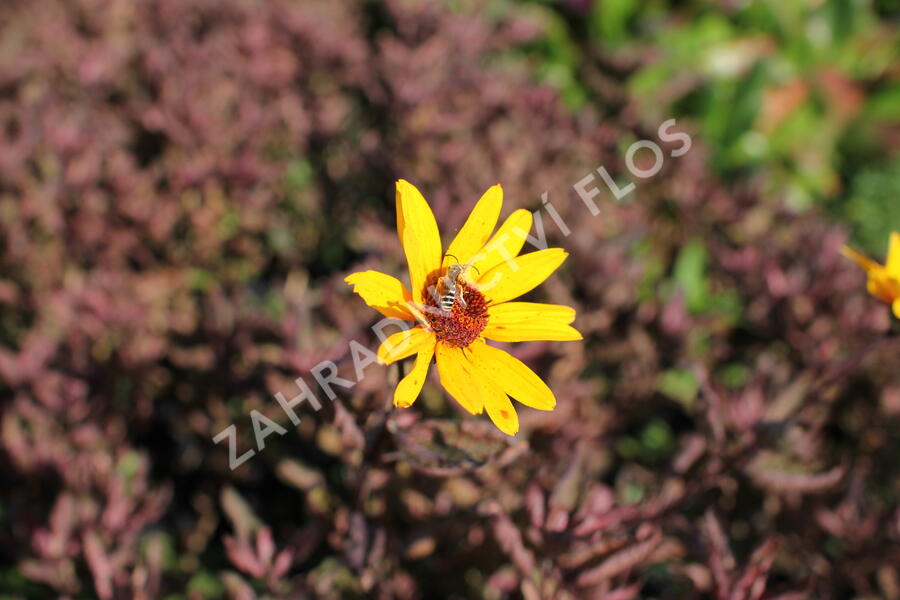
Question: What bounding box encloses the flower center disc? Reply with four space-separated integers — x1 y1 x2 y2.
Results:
423 280 488 348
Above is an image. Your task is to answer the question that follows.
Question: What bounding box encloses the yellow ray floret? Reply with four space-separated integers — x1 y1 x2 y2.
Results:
467 340 556 411
435 342 485 415
396 179 443 304
468 209 533 277
344 271 414 321
394 345 435 408
483 387 519 436
443 184 503 269
482 302 582 342
377 326 436 365
477 248 569 305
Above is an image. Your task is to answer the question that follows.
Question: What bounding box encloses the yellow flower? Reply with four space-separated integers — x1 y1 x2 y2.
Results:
842 231 900 319
345 180 581 435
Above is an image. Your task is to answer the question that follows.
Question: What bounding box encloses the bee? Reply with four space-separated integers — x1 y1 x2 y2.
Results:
436 254 480 313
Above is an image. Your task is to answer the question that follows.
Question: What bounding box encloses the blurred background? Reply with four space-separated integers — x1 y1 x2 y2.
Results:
1 0 899 598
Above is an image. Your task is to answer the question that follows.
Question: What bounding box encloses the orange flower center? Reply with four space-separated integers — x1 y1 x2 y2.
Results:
423 279 488 348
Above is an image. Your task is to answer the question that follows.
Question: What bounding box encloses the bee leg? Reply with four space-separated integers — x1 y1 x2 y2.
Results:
457 289 467 308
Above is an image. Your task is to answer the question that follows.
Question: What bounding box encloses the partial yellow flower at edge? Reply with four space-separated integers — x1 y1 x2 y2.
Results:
842 232 900 316
887 231 900 279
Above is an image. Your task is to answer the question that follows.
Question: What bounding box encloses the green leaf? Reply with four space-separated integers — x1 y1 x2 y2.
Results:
657 368 699 407
673 239 710 313
188 571 225 598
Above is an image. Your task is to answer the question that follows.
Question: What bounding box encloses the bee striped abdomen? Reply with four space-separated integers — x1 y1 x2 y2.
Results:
440 289 456 312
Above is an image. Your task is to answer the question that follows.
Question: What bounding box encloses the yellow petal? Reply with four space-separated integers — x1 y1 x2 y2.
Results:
477 248 568 305
484 392 519 436
483 302 582 342
345 271 415 320
396 180 443 304
443 184 503 268
483 323 582 342
886 232 900 279
469 209 533 276
487 302 576 323
894 298 900 320
481 321 584 342
468 341 556 411
841 245 881 274
394 345 435 408
434 342 484 415
402 301 439 333
377 327 435 365
867 271 899 304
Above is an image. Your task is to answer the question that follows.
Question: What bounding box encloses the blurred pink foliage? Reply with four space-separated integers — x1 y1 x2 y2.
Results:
0 0 898 598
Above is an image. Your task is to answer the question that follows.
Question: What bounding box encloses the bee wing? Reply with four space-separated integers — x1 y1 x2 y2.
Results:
435 275 449 295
